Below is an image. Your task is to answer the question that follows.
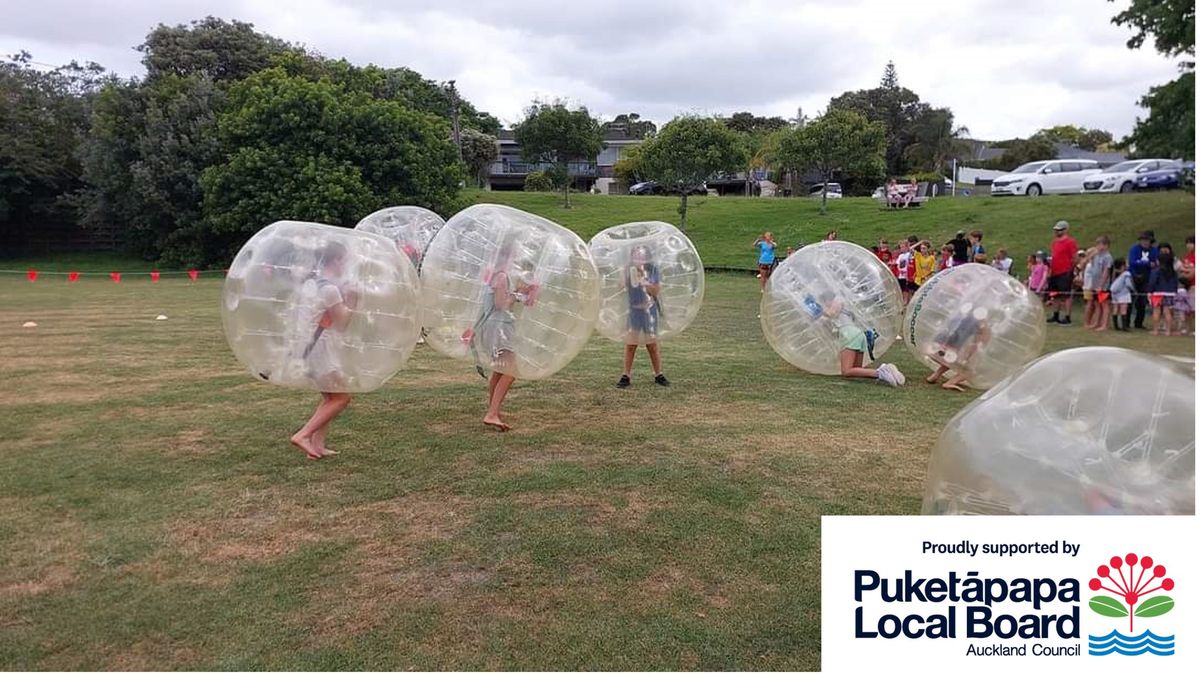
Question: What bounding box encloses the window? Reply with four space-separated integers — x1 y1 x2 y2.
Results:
1041 163 1062 173
1060 163 1082 173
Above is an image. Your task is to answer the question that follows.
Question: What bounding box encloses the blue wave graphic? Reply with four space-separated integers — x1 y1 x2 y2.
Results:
1088 630 1175 656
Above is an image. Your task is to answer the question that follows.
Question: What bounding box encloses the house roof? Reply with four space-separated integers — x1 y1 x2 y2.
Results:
495 127 645 144
1051 142 1126 164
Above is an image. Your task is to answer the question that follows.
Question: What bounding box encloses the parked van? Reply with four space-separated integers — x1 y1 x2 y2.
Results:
990 159 1102 197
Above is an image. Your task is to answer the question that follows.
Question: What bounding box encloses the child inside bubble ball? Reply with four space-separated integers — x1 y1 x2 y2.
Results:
812 294 905 387
616 245 669 388
464 241 539 431
290 241 358 460
925 306 992 392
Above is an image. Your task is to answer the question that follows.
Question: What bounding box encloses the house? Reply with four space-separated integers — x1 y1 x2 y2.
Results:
488 127 645 192
1051 142 1126 167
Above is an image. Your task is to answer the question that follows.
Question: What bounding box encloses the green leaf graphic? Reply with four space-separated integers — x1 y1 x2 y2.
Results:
1089 595 1129 617
1135 596 1174 618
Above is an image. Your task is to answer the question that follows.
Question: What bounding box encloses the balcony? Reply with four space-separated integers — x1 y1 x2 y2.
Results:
489 160 597 177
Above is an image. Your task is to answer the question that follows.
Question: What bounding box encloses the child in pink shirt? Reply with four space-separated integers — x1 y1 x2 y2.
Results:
1027 253 1048 298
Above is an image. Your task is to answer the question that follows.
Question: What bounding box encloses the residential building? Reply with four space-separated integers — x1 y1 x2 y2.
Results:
488 127 645 192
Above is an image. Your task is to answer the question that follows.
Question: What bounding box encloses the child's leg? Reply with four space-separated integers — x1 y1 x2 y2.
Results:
839 349 877 379
292 393 350 459
1097 300 1110 331
1151 303 1163 333
622 343 637 376
1162 307 1173 334
926 364 949 384
942 372 969 392
645 341 663 375
488 371 501 400
483 375 515 429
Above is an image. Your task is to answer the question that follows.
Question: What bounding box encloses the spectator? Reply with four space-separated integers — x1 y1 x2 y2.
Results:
886 178 902 207
874 238 891 260
947 231 970 266
753 232 777 292
895 240 916 304
991 248 1013 275
1027 252 1048 298
938 243 955 272
1109 258 1134 331
969 230 985 258
973 253 988 265
902 178 919 207
1046 220 1079 325
1180 235 1195 321
1081 236 1114 331
1127 230 1158 329
1148 242 1179 335
825 230 839 241
914 241 937 286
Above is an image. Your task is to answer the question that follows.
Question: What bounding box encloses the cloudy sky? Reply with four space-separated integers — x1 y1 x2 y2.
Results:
3 0 1181 139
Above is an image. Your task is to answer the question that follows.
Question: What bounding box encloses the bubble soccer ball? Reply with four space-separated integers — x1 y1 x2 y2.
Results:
354 206 446 270
222 221 421 393
904 264 1046 389
420 204 599 380
924 347 1195 515
760 241 903 375
589 221 704 345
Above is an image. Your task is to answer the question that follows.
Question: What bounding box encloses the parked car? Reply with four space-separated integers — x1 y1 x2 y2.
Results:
629 180 706 196
808 182 843 199
1081 159 1179 194
1134 164 1186 191
990 159 1101 196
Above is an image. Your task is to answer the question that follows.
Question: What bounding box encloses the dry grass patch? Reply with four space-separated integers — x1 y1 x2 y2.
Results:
0 499 86 598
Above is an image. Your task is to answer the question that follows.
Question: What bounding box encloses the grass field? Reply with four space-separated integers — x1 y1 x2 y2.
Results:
1 193 1195 669
1 246 1193 669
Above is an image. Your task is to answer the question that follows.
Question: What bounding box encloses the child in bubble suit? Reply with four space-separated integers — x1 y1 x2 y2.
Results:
616 245 670 388
290 241 359 460
464 240 539 431
925 305 992 392
809 293 905 387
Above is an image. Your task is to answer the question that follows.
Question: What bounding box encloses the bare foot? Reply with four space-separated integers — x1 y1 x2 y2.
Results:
942 382 966 392
1095 327 1107 332
925 373 941 384
290 433 324 460
318 446 339 457
483 415 511 432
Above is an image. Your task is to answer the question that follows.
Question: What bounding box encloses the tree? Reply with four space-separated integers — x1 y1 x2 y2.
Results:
138 17 295 83
776 108 885 214
1112 0 1194 156
512 101 603 208
200 68 462 264
904 107 970 174
601 113 656 139
0 52 108 249
460 128 498 188
1033 124 1114 151
828 62 930 176
639 116 745 230
974 136 1058 171
612 143 646 185
723 111 788 135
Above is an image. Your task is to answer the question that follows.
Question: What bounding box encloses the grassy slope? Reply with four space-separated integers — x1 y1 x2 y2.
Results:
472 191 1196 274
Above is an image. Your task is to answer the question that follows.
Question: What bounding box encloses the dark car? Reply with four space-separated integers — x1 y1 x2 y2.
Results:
628 180 707 196
1134 166 1184 191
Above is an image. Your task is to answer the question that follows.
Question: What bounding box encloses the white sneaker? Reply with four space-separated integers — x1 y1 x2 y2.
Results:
884 363 906 386
876 366 900 387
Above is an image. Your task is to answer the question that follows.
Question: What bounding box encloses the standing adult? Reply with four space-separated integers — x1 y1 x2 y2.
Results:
1127 230 1158 329
947 231 970 266
753 232 777 292
1046 220 1079 325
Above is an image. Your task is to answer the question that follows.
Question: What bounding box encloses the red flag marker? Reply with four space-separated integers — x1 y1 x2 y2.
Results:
187 269 199 281
67 271 80 282
110 272 121 283
26 270 37 282
150 271 161 283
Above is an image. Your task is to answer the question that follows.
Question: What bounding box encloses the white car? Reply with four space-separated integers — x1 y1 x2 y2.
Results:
808 182 843 199
1081 159 1181 194
990 159 1102 197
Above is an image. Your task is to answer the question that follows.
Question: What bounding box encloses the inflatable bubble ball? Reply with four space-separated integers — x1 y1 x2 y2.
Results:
222 221 421 393
589 221 704 345
420 204 600 380
354 206 446 269
924 347 1195 515
904 263 1046 390
760 241 904 375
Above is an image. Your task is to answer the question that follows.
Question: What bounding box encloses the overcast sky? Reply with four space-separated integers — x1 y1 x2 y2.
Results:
3 0 1182 139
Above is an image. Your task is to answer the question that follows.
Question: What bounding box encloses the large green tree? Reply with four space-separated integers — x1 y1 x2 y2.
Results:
512 101 603 208
460 128 498 188
776 109 885 214
200 68 462 262
601 113 656 139
1112 0 1195 157
0 52 107 249
904 107 970 174
639 116 745 230
827 61 930 176
1033 124 1114 151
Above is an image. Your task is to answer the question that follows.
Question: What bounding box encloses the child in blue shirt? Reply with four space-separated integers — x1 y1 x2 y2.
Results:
753 232 777 291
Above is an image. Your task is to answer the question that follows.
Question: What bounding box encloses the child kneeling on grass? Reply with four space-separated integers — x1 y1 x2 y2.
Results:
813 295 905 387
924 308 991 392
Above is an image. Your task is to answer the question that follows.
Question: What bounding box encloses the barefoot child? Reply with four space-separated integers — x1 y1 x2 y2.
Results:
1027 252 1048 300
810 294 905 386
616 245 670 388
924 307 991 391
1148 243 1179 336
291 241 358 460
1081 236 1113 331
465 244 538 431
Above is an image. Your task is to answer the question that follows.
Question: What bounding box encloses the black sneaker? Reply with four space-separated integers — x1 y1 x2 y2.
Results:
1046 314 1060 323
1058 316 1072 325
616 374 631 388
654 373 671 387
